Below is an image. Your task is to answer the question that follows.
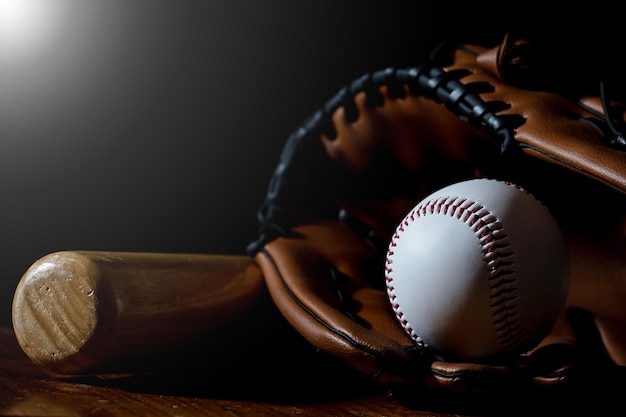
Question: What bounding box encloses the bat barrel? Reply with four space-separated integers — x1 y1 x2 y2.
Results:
12 251 267 376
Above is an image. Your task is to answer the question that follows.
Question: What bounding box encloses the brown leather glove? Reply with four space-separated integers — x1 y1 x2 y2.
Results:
247 34 626 408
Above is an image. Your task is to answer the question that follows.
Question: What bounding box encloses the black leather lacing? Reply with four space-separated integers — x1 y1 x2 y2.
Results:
581 81 626 151
246 63 527 256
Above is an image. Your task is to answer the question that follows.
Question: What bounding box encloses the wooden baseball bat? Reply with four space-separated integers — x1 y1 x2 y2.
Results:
11 251 274 377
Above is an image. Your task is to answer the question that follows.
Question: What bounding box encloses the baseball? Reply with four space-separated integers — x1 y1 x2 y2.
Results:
385 178 570 360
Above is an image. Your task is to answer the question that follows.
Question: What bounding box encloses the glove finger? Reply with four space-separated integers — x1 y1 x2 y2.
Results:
255 220 427 385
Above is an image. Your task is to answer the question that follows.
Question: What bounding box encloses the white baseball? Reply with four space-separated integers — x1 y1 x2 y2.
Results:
385 178 570 360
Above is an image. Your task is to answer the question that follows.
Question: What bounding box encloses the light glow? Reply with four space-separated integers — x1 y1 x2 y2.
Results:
0 0 64 66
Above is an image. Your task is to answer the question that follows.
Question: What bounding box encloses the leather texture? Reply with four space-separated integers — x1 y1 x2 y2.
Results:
248 34 626 399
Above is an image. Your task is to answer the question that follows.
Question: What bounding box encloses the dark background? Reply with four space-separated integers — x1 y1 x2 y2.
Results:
0 1 620 327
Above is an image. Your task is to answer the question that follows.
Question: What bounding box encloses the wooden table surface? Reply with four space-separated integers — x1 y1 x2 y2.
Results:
1 324 621 416
0 325 430 417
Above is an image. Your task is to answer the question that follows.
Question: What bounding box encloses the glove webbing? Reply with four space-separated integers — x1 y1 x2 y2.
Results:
247 61 527 256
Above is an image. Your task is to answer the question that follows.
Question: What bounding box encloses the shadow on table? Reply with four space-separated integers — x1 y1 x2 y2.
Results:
59 321 386 404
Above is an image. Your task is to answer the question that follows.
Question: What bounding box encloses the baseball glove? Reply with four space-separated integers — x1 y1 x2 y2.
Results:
246 34 626 410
